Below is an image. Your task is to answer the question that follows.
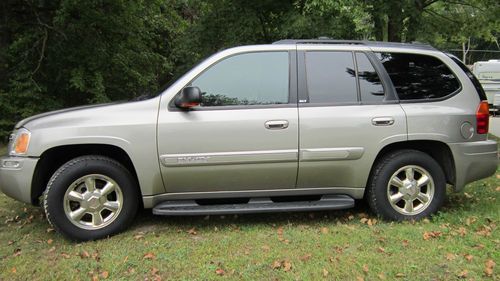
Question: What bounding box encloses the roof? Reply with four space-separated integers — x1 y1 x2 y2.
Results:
272 39 437 51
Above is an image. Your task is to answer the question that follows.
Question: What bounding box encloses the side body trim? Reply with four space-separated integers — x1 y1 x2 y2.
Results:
300 147 364 161
160 149 298 167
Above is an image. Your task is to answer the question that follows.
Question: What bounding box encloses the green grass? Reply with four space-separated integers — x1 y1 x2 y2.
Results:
0 139 498 280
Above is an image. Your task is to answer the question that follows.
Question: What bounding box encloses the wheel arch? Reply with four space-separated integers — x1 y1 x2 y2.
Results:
31 144 142 205
367 140 456 194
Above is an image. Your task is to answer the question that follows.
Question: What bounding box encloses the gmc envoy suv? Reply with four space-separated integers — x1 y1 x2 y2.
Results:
0 39 497 241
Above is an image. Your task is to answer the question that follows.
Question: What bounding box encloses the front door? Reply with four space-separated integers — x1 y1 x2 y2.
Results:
157 51 299 193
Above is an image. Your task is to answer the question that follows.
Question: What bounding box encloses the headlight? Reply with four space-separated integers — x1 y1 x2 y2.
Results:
8 128 31 156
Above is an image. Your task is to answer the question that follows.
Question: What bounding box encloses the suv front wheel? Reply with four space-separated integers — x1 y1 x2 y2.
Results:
43 155 139 241
367 150 446 221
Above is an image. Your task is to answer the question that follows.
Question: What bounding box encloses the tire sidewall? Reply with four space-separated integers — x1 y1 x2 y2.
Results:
370 150 446 221
44 156 139 241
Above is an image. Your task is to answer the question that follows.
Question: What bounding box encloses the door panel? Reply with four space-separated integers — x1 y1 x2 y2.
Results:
157 108 299 192
297 104 407 188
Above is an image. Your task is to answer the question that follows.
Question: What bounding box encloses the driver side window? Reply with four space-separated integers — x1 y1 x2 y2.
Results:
191 52 289 106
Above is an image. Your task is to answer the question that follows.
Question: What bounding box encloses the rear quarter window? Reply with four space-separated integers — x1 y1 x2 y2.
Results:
376 53 460 101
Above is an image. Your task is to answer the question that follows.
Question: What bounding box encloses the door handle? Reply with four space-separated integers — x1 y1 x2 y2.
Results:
265 120 289 130
372 117 394 126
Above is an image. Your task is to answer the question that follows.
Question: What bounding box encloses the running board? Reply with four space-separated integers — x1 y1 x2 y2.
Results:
152 195 354 216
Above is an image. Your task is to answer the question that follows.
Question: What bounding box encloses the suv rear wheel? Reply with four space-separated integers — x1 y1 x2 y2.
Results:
367 150 446 221
43 155 139 241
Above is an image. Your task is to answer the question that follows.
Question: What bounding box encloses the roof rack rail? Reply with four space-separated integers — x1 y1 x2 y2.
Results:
272 38 437 51
273 39 366 45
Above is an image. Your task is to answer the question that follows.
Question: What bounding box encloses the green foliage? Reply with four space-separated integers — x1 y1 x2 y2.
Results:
0 0 498 138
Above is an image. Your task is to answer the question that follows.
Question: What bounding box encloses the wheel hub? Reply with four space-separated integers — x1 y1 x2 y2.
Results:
86 194 102 210
63 174 123 230
387 165 435 216
401 180 418 198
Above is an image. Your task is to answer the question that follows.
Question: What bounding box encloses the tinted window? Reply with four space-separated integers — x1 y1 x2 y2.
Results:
305 52 357 103
356 53 385 102
191 52 289 106
376 53 460 100
449 56 487 101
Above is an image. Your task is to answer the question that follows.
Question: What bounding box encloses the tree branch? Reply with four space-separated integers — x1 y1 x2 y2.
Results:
32 28 47 76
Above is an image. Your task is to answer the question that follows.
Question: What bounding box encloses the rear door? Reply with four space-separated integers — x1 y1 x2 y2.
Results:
296 46 407 191
157 50 299 193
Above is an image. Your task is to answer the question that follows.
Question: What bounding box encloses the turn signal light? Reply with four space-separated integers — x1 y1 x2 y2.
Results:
14 132 30 154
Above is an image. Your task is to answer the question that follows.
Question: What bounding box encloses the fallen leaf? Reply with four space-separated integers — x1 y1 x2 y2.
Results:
356 276 364 281
151 267 159 275
348 215 355 220
46 228 54 233
473 244 485 251
8 240 14 245
300 253 312 261
362 264 369 273
377 247 386 253
187 228 197 235
277 227 284 236
283 260 292 272
272 260 282 269
457 227 467 236
11 267 16 274
48 246 56 253
496 186 500 191
360 218 369 224
464 254 473 262
378 272 386 280
215 268 225 276
80 250 90 259
323 268 329 277
134 234 144 240
92 251 101 262
446 253 456 261
395 273 405 278
13 248 21 257
261 245 270 252
61 253 71 259
466 217 477 226
423 231 442 240
476 225 492 237
402 240 409 247
101 271 109 279
143 252 156 260
321 227 329 234
457 270 468 278
484 259 495 277
367 219 377 226
464 192 473 199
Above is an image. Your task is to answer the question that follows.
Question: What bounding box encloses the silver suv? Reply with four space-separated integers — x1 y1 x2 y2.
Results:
0 39 497 241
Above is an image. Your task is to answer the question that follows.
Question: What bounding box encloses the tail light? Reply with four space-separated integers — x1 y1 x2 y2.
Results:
476 101 489 134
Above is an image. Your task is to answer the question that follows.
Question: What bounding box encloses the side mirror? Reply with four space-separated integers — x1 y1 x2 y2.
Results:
175 86 202 109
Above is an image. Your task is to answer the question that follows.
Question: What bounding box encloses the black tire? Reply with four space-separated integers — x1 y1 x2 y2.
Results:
43 155 139 241
366 149 446 221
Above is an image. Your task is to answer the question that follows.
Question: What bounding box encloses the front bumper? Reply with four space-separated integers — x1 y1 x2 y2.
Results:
449 140 498 191
0 156 39 204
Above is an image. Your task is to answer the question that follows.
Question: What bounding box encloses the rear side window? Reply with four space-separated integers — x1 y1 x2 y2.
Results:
356 53 385 103
376 53 460 100
449 56 487 101
305 51 358 104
